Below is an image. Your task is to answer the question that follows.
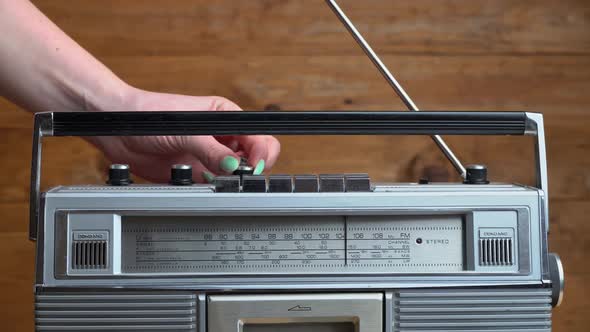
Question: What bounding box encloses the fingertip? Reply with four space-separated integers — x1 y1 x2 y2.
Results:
253 159 265 175
202 171 215 183
219 156 240 173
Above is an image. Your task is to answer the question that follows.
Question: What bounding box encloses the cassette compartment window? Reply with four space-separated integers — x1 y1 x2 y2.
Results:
244 322 354 332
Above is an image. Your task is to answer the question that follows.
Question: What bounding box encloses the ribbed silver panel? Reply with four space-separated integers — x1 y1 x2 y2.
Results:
393 288 552 332
35 292 197 331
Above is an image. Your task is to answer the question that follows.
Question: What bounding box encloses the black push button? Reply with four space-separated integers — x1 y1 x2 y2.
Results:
242 175 267 192
345 173 371 192
214 176 240 193
293 174 319 192
319 174 345 192
268 175 293 193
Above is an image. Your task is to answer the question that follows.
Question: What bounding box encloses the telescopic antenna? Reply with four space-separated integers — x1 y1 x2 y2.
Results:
325 0 467 179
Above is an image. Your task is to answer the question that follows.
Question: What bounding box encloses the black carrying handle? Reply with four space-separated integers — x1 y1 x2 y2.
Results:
30 111 546 241
51 111 527 136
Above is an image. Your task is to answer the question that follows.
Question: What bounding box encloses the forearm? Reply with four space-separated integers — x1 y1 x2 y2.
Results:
0 1 279 182
0 0 130 112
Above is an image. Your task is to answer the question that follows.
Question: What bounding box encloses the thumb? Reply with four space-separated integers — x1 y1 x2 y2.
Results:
210 96 242 111
176 135 241 175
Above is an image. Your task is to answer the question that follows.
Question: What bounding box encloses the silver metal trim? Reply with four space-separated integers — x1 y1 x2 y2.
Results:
525 112 549 232
517 209 531 274
197 294 206 332
524 114 540 136
540 193 550 281
208 293 382 332
385 292 394 332
110 164 130 170
35 281 545 292
324 0 466 179
35 194 47 284
30 112 53 240
172 164 192 170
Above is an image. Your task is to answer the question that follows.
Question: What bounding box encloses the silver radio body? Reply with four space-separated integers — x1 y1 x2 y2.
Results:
34 182 562 331
29 110 563 331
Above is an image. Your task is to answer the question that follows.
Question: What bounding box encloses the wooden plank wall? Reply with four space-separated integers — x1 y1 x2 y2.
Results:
0 0 588 329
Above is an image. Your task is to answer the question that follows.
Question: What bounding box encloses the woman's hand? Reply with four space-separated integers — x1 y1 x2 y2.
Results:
88 88 281 183
0 0 280 183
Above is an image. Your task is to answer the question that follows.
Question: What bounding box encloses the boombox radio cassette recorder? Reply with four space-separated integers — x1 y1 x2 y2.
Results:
28 1 563 331
30 111 564 332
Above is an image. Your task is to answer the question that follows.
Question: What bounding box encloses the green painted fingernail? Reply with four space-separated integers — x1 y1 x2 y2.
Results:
202 171 215 183
253 160 265 175
220 156 239 173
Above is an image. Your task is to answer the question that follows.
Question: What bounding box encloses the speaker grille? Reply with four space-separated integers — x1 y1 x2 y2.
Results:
71 241 107 269
35 292 197 331
393 288 552 331
479 238 514 266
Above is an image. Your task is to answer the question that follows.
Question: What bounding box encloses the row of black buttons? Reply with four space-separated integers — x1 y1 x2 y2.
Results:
215 174 371 193
105 164 371 192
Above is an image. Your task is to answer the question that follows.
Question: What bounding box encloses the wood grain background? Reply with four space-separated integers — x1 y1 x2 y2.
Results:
1 0 588 330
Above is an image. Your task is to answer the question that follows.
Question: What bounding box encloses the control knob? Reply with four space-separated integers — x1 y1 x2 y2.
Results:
233 157 254 177
170 164 193 185
464 164 489 184
106 164 132 186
